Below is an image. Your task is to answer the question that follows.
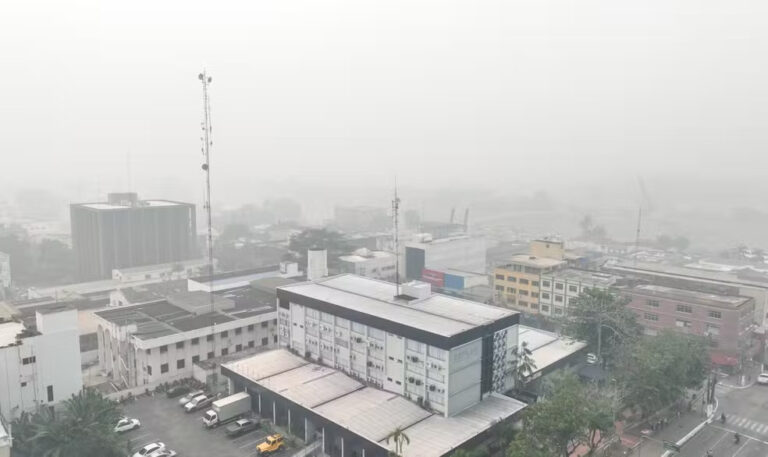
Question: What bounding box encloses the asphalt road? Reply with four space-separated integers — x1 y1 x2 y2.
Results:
677 382 768 457
120 393 285 457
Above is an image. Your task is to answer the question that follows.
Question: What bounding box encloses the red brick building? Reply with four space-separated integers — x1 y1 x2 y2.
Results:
625 284 756 369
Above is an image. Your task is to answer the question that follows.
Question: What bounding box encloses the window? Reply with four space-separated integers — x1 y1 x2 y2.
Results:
706 324 720 335
261 321 269 328
220 331 228 338
160 345 168 353
428 346 446 361
555 283 564 290
247 324 254 331
248 340 255 348
207 351 214 359
554 307 563 315
709 339 719 348
647 300 660 308
542 293 550 300
507 276 516 282
220 348 228 356
495 285 504 291
519 301 528 307
524 267 539 274
555 295 564 303
235 344 242 352
644 313 659 321
568 285 578 293
541 305 550 312
542 280 551 288
176 341 184 349
192 355 200 363
676 304 693 314
495 274 505 280
206 335 214 342
507 287 516 293
22 356 36 365
709 311 722 319
146 348 151 355
21 381 27 387
532 292 539 298
519 290 529 296
530 302 539 310
147 365 152 375
273 335 278 343
262 337 269 346
532 281 539 287
235 328 242 335
675 319 691 328
191 337 199 345
47 385 53 402
160 363 169 374
519 278 529 285
177 359 185 369
513 265 523 272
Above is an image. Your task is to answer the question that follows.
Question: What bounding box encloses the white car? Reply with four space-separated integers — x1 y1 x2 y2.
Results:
148 450 177 457
132 442 165 457
586 353 598 365
757 373 768 385
179 390 205 406
114 417 141 433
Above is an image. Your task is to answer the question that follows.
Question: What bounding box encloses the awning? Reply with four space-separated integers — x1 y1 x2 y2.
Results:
710 352 739 367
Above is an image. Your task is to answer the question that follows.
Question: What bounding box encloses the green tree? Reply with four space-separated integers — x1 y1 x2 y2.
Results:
385 426 411 456
509 341 537 389
13 389 126 457
219 223 252 242
508 374 614 457
560 288 641 367
619 330 709 416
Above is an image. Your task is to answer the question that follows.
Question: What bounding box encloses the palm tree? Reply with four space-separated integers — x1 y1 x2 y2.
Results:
510 341 537 389
385 427 411 456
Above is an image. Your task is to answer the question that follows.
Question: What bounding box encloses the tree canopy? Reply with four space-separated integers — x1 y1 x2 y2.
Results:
288 228 351 270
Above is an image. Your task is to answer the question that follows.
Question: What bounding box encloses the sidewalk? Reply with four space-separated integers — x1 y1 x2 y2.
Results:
612 411 709 456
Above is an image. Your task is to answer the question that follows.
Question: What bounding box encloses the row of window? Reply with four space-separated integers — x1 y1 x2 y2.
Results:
645 300 722 319
150 322 273 354
146 336 275 375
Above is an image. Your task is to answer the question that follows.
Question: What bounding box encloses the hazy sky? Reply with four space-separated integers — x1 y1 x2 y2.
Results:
2 0 767 208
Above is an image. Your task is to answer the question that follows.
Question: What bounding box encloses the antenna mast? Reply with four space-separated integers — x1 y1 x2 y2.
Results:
634 207 641 265
392 183 401 295
199 70 216 353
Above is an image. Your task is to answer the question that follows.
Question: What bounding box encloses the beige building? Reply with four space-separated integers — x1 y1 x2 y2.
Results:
493 255 565 313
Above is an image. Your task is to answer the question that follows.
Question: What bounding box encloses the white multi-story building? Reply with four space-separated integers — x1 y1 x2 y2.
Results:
404 234 486 281
0 307 83 420
0 252 10 292
94 283 282 388
276 274 519 416
338 249 397 281
538 269 619 317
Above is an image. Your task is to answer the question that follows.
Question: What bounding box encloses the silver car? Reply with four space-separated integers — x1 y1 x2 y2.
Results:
178 389 205 406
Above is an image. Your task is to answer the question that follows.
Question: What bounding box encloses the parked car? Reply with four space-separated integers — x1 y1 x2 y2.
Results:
226 418 259 437
148 450 177 457
179 389 206 406
586 353 598 365
184 393 216 413
114 417 141 433
257 434 284 455
166 385 191 398
132 442 165 457
757 373 768 385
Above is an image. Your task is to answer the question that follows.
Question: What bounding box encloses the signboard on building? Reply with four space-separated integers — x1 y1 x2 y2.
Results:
421 268 445 288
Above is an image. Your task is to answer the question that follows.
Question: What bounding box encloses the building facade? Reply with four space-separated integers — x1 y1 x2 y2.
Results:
0 308 83 420
624 285 756 366
493 255 565 313
0 252 10 296
538 269 619 317
404 235 486 281
338 249 397 281
70 192 197 281
276 275 519 417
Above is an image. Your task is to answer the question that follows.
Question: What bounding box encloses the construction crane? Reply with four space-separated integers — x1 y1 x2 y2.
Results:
198 71 216 354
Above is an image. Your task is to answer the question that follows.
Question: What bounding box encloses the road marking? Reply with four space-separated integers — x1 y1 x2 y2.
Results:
732 441 749 457
711 425 768 446
238 438 263 449
751 422 760 431
759 424 768 434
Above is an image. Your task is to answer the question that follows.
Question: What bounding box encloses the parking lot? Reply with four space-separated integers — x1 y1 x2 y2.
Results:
120 393 291 457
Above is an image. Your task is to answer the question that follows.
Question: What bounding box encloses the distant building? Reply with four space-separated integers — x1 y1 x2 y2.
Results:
111 258 210 283
0 252 9 297
404 234 486 280
624 284 756 369
70 192 197 281
333 206 389 233
339 248 397 281
538 269 620 317
0 307 82 420
493 255 566 313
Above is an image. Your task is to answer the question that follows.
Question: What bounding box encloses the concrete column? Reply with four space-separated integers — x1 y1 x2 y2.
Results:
362 448 365 457
272 401 276 423
258 393 262 414
341 436 345 457
287 408 291 434
322 427 325 454
304 417 309 442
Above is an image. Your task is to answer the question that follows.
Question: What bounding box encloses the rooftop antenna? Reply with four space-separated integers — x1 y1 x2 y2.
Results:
392 179 401 295
198 70 216 353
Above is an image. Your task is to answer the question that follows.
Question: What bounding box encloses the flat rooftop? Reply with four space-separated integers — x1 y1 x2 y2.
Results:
0 321 24 347
628 284 751 308
75 200 188 210
339 251 395 263
518 326 588 375
190 265 298 290
278 275 517 339
547 268 619 286
119 279 188 304
606 260 768 289
223 350 527 457
95 286 275 340
114 258 208 275
501 255 566 269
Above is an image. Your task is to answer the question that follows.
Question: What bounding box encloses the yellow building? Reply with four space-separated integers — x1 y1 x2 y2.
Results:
493 255 565 314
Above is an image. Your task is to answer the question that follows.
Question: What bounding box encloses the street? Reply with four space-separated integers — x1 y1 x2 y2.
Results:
676 381 768 457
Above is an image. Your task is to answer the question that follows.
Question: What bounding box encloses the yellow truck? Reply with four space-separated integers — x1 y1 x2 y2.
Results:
256 434 284 455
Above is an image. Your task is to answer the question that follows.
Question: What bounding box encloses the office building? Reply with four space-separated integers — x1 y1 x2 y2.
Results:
538 269 620 317
404 235 486 280
276 274 520 416
0 307 83 420
625 284 755 368
70 192 197 281
0 252 9 298
339 248 397 281
493 255 565 313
